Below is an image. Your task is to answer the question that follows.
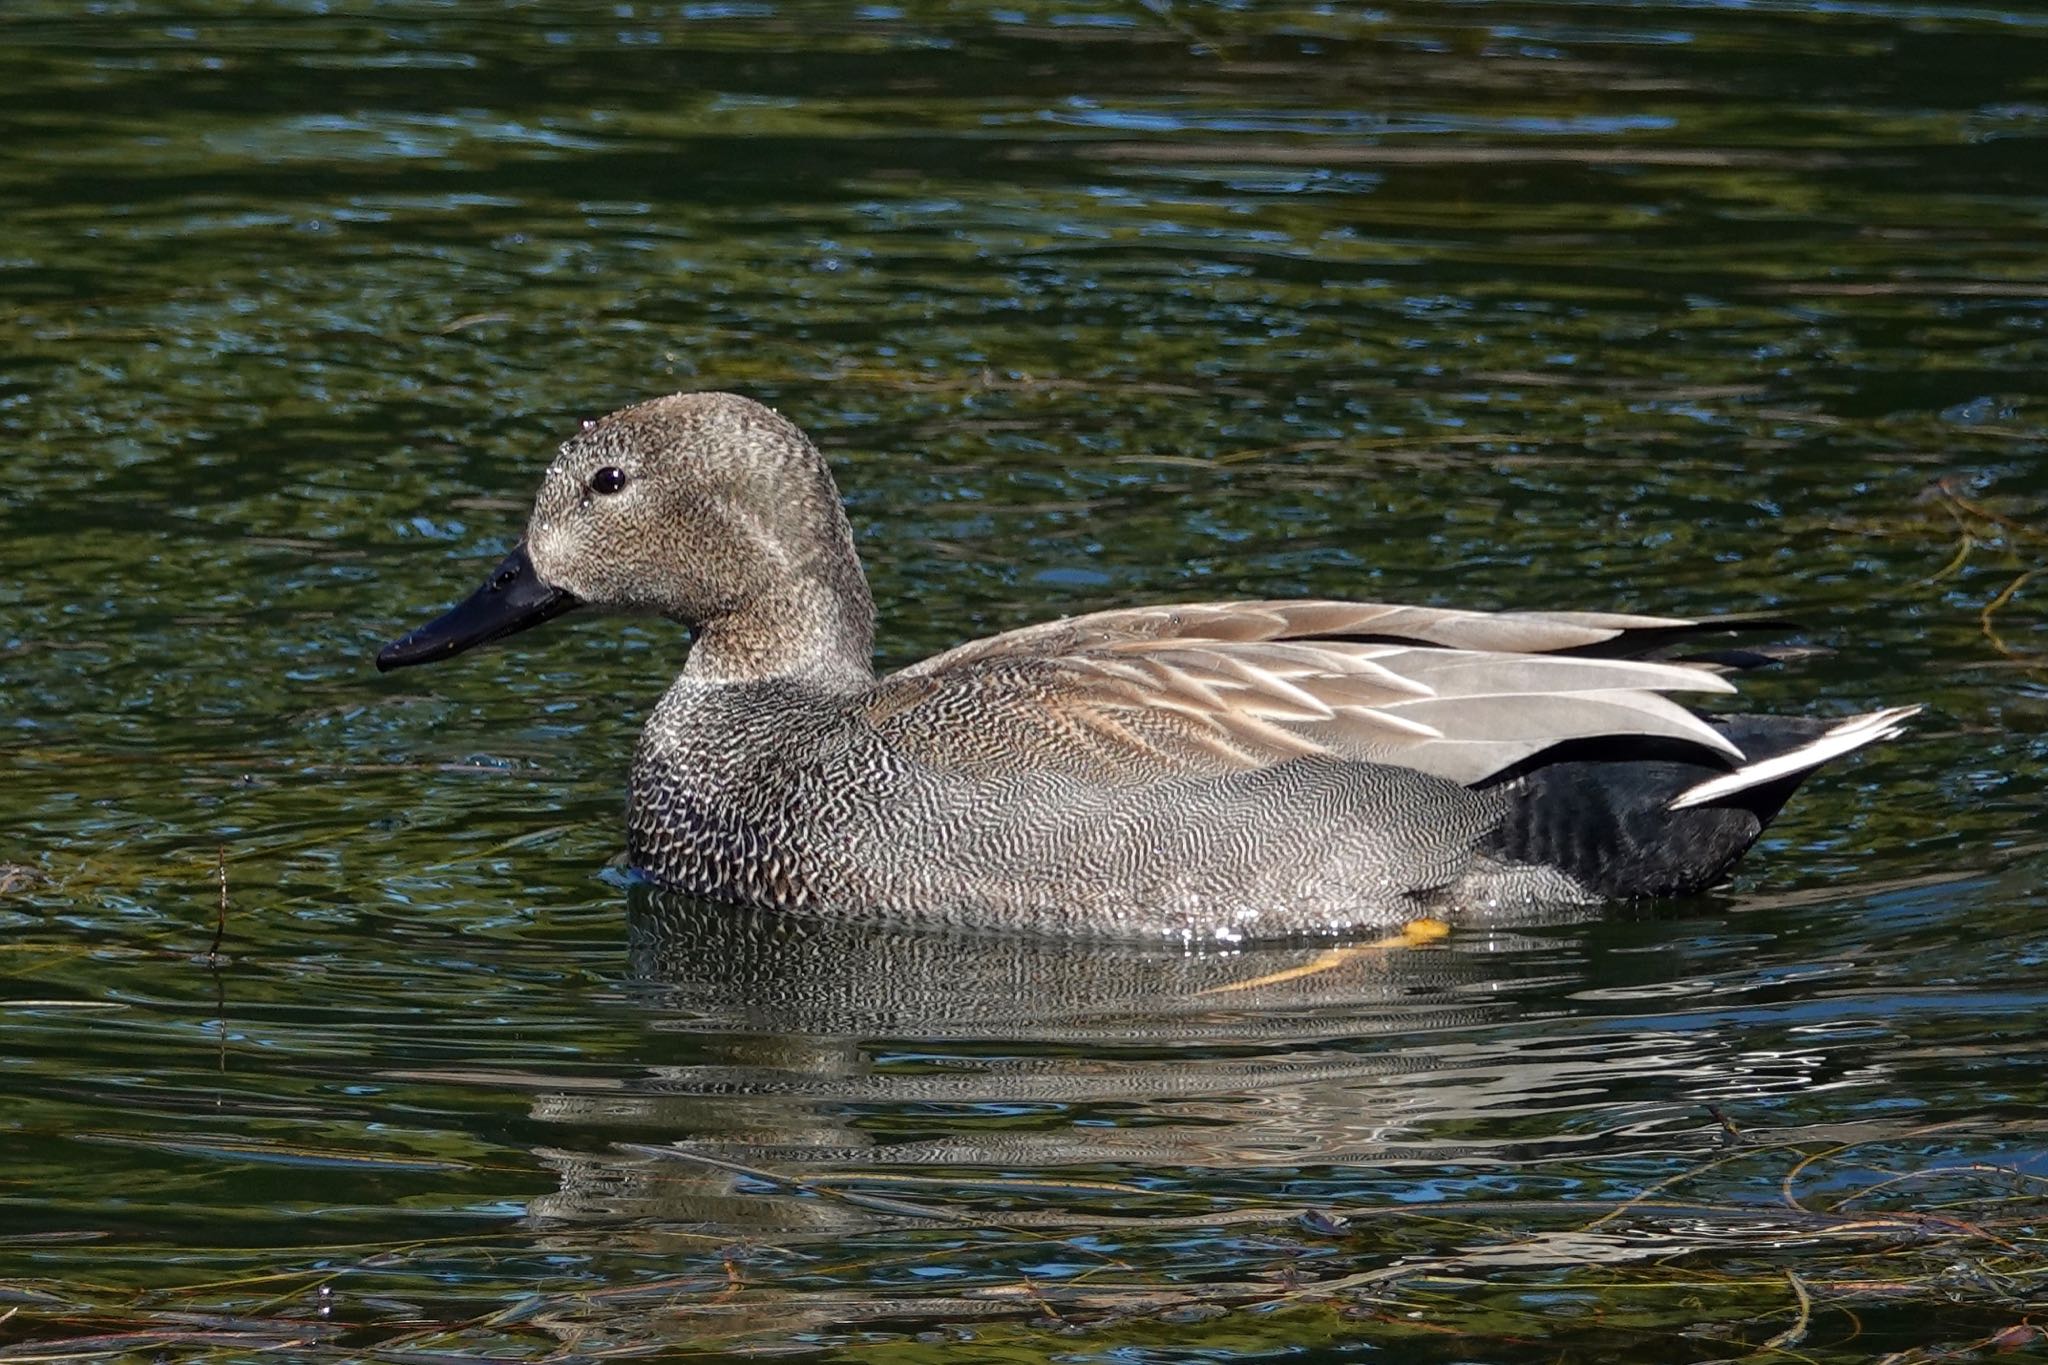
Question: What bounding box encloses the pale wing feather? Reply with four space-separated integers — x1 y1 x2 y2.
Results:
1061 643 1740 782
898 600 1699 678
889 600 1759 786
1362 691 1743 784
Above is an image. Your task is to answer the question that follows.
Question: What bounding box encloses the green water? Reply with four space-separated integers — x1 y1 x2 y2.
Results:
3 2 2046 1359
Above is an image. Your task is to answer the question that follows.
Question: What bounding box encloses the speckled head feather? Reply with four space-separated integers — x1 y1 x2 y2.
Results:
525 393 875 685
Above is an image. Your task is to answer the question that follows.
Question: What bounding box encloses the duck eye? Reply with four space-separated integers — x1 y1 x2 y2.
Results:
591 466 628 495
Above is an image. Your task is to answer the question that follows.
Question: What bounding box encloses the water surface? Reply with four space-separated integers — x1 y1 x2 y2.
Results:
3 2 2046 1359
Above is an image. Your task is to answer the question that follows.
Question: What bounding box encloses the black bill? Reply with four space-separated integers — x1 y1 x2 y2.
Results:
376 543 581 672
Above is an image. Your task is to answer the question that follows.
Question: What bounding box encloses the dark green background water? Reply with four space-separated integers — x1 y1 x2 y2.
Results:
3 2 2045 1360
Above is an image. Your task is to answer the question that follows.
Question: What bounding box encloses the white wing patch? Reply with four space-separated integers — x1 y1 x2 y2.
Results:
1668 705 1922 809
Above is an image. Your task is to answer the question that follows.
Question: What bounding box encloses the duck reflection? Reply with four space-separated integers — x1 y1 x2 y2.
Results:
615 882 1569 1040
520 886 1661 1233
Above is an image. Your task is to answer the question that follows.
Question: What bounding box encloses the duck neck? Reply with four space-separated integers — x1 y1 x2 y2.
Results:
683 567 876 693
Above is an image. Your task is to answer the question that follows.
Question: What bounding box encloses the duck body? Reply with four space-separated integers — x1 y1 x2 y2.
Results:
628 671 1508 939
378 392 1917 942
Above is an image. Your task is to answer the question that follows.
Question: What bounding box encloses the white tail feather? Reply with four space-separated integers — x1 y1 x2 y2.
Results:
1667 705 1922 811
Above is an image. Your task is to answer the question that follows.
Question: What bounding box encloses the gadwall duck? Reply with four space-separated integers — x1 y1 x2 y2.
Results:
378 392 1917 942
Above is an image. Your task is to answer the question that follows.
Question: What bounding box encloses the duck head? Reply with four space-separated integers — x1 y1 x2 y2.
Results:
377 392 874 684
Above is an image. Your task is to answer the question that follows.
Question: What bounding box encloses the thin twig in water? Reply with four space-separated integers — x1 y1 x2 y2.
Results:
1924 530 1974 584
1831 1163 2048 1211
1934 476 2048 544
1583 1139 1796 1232
210 846 229 1081
209 846 228 965
1979 567 2041 665
1763 1268 1813 1351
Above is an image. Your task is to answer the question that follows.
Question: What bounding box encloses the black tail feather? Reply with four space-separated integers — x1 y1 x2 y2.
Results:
1481 716 1839 900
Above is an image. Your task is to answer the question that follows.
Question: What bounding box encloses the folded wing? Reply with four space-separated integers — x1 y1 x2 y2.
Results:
875 600 1754 786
